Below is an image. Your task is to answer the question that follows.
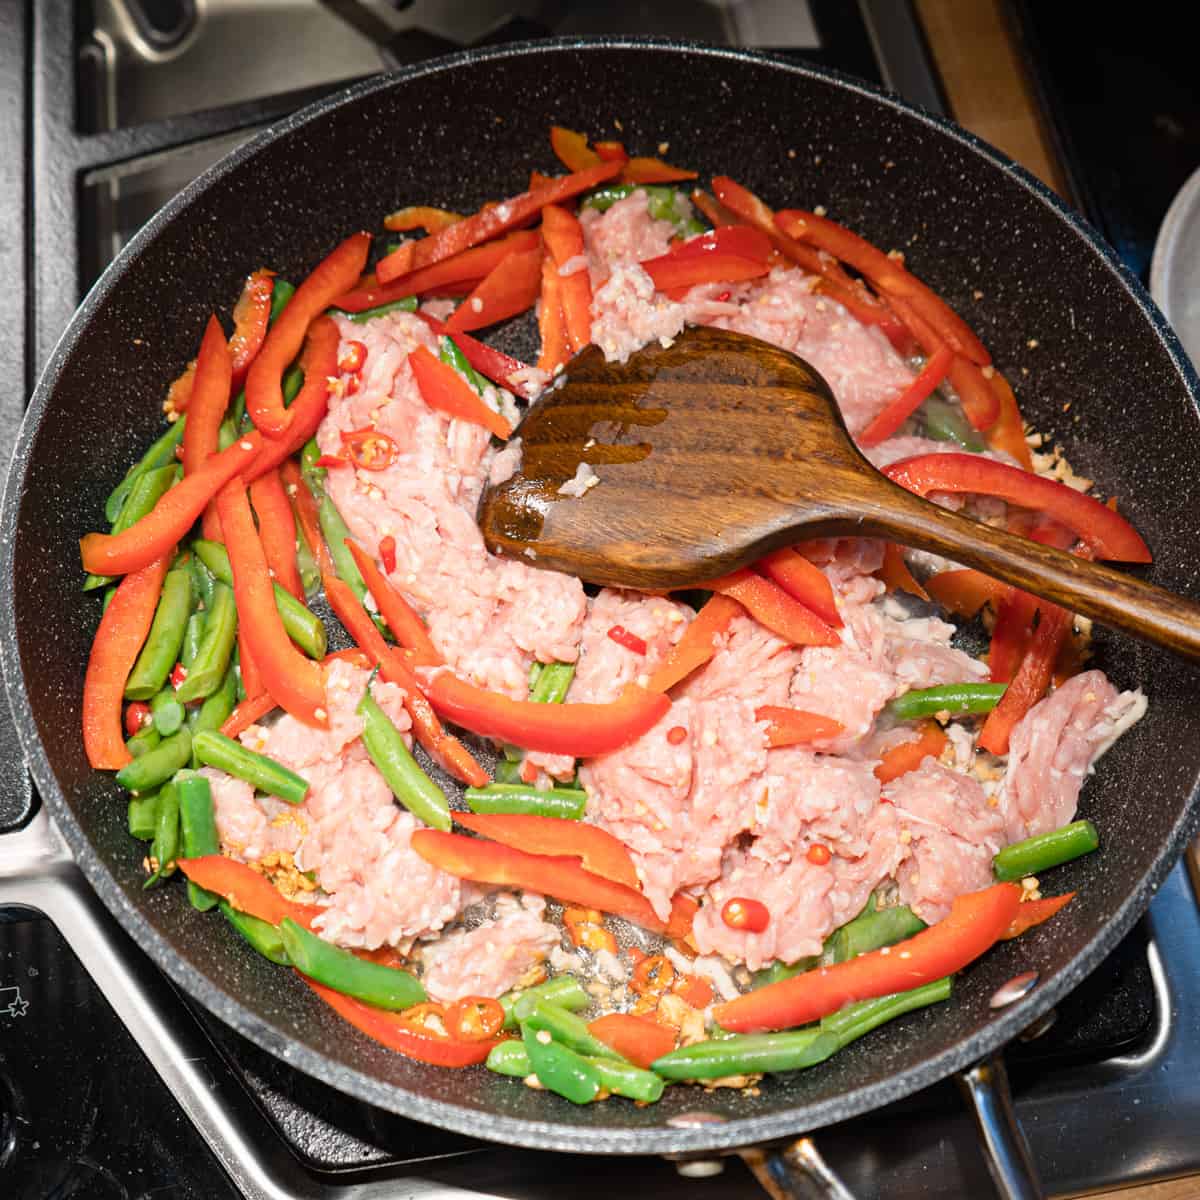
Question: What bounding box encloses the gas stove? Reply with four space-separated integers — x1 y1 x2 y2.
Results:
2 4 1200 1198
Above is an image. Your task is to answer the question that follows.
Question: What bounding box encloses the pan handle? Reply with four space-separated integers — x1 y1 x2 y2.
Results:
738 1139 856 1199
957 1056 1045 1200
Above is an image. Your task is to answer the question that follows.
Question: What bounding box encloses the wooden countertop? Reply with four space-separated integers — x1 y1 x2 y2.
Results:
915 7 1196 1198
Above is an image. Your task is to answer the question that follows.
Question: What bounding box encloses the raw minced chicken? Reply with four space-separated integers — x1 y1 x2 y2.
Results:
199 185 1146 1001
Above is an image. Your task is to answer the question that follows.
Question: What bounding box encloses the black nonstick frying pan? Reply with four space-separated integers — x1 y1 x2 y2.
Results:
3 37 1200 1179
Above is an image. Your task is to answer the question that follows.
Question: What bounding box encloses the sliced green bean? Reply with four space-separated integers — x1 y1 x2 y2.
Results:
221 901 290 965
521 1024 600 1105
358 676 451 831
127 792 160 841
994 820 1099 882
270 278 296 322
486 1039 534 1077
295 520 321 598
175 582 237 703
820 977 952 1048
188 553 216 611
149 687 186 736
103 419 186 524
826 898 926 965
192 540 326 659
189 661 238 744
439 335 490 395
282 363 305 405
125 726 161 760
588 1056 665 1103
922 394 987 452
144 780 180 888
124 566 194 699
513 998 624 1062
583 184 696 229
500 975 588 1030
192 730 308 804
653 1028 839 1081
464 783 586 820
319 494 369 603
178 773 220 911
887 682 1008 722
337 295 417 324
116 728 192 794
278 918 425 1010
180 610 206 671
530 662 575 705
87 463 180 590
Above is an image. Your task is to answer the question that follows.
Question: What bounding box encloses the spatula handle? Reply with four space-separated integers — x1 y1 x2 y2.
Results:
855 483 1200 661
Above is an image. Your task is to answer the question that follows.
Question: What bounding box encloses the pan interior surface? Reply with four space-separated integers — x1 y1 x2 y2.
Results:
3 40 1200 1154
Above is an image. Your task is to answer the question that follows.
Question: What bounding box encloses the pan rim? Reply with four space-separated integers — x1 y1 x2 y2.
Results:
4 35 1200 1155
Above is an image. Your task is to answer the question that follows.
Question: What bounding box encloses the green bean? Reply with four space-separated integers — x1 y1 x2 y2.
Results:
464 783 586 819
123 566 194 699
217 416 239 452
282 363 305 405
530 662 575 705
500 975 589 1030
149 687 186 736
221 901 290 965
86 463 180 590
270 278 296 323
583 184 690 226
189 661 238 743
826 898 926 965
588 1056 666 1103
520 1024 600 1104
125 725 161 759
116 729 192 794
887 682 1008 722
319 494 369 603
993 819 1099 882
295 520 321 598
175 582 237 703
192 540 326 659
177 773 220 911
513 998 623 1062
103 419 186 524
752 957 818 989
486 1039 534 1077
338 295 418 324
358 676 451 830
300 437 324 480
144 780 181 888
819 977 952 1048
180 611 206 671
192 730 309 804
439 335 490 395
278 918 426 1010
922 394 987 452
493 758 524 784
188 553 216 611
127 792 160 841
653 1028 839 1081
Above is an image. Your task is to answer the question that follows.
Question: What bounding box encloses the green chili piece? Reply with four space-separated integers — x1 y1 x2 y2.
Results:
513 998 624 1062
125 725 162 760
175 582 237 703
221 901 290 965
192 540 326 659
127 792 161 841
652 1028 839 1081
103 419 186 524
116 729 192 794
499 975 589 1031
826 899 926 965
520 1024 601 1104
144 780 181 888
149 687 186 736
993 820 1099 882
358 676 452 830
177 773 220 911
180 611 206 671
87 463 180 590
464 783 587 820
922 394 987 452
439 335 490 395
340 295 418 324
820 977 952 1049
124 566 194 699
189 661 238 742
486 1039 533 1077
192 730 309 805
587 1056 665 1103
278 918 426 1010
887 683 1008 722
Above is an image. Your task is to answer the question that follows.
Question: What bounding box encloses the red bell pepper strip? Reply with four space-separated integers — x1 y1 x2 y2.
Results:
755 706 845 748
411 829 671 933
620 156 698 184
382 206 463 234
302 977 503 1066
690 189 741 229
1001 892 1075 940
641 226 772 293
408 345 513 439
422 671 669 757
80 438 259 576
280 459 334 575
416 312 540 400
453 812 641 891
345 539 440 665
985 368 1034 470
714 882 1022 1033
700 568 841 647
883 453 1151 561
249 468 304 602
988 588 1039 683
646 593 743 692
246 231 370 437
82 554 171 769
537 249 570 374
549 125 601 172
444 244 542 334
238 626 265 701
593 140 628 163
181 314 234 476
228 268 275 393
215 478 328 728
858 345 954 447
177 855 317 929
874 720 948 783
925 569 1008 618
587 1013 676 1069
877 542 930 602
375 162 624 284
541 204 593 354
773 208 991 367
220 690 276 739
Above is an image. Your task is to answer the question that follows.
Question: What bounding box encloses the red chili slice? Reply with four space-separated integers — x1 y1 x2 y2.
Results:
607 625 647 655
722 897 770 932
340 427 400 471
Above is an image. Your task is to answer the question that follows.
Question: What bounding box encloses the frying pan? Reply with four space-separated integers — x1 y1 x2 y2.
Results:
4 37 1200 1176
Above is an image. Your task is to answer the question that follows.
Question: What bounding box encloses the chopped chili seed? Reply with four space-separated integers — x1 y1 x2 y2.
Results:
124 701 152 737
444 996 504 1042
338 340 368 374
666 725 687 745
397 1001 447 1033
721 897 770 932
607 625 648 655
378 535 397 575
169 662 188 689
632 954 676 994
341 427 400 472
806 843 832 866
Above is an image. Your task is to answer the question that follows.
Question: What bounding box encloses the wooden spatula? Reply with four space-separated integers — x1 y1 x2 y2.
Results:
478 326 1200 660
